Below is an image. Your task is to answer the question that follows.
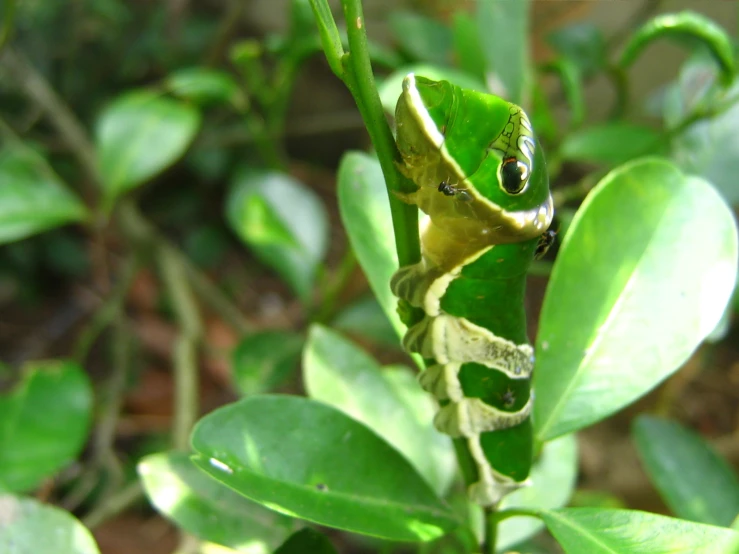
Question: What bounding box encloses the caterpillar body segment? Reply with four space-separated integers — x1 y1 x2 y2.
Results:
391 74 553 506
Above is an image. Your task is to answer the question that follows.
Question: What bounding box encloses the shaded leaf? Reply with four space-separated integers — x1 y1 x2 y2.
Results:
231 331 304 396
166 67 241 106
548 22 607 77
273 528 337 554
95 90 201 205
496 435 578 551
0 361 93 492
336 152 404 338
633 415 739 527
476 0 529 103
303 325 455 496
560 122 663 166
534 159 738 441
226 170 328 301
331 295 399 347
540 508 739 554
388 11 452 67
190 395 458 542
0 495 100 553
0 146 87 244
139 452 291 551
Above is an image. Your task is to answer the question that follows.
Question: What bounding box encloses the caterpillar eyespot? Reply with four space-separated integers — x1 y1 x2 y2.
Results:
500 157 529 195
391 73 554 506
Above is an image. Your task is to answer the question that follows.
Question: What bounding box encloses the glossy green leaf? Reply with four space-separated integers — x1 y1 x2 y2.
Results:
273 528 337 554
166 67 241 106
378 65 487 114
0 361 93 492
388 11 452 67
331 295 399 347
0 146 88 244
226 170 328 301
620 11 735 85
231 331 304 396
139 452 291 551
633 415 739 527
548 22 607 77
95 90 201 205
476 0 529 104
190 395 458 542
534 159 738 442
560 122 663 166
540 508 739 554
0 494 100 553
496 434 578 551
303 325 455 496
336 152 403 338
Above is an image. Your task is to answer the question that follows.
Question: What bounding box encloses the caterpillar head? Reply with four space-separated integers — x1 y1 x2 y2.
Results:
396 74 553 243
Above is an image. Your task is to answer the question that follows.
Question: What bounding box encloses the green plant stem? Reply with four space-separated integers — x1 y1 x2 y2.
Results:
337 0 420 267
490 506 541 524
311 248 357 323
1 48 100 193
82 481 144 529
159 245 201 451
74 255 139 362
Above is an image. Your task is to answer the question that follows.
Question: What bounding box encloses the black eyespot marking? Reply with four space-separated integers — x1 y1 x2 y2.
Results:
500 157 528 195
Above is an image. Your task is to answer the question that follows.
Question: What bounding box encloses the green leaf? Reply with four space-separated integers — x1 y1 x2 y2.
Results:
0 361 93 492
539 508 739 554
476 0 530 104
190 395 458 542
541 58 585 129
668 62 739 205
620 11 735 85
336 152 404 338
388 11 452 67
331 295 400 347
560 122 663 166
0 494 100 553
378 65 487 114
226 170 328 301
95 90 201 206
452 11 487 82
534 159 738 442
139 451 292 551
231 331 304 396
303 325 456 497
0 145 88 244
496 434 578 551
166 67 241 107
273 528 337 554
633 415 739 527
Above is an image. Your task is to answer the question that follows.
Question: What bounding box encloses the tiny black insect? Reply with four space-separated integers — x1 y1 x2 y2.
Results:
535 228 557 260
501 389 516 409
438 181 472 201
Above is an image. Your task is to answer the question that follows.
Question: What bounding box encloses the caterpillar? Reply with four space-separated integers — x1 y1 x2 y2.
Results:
390 74 554 506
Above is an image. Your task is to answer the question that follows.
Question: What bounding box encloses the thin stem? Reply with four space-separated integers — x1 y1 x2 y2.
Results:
338 0 420 267
82 481 144 529
1 48 100 193
158 238 202 451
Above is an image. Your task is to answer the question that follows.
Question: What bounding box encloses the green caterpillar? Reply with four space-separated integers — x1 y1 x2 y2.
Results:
390 74 553 506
